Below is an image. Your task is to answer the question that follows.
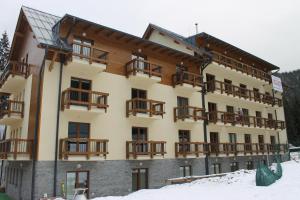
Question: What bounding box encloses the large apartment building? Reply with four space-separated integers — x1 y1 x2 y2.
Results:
0 7 288 200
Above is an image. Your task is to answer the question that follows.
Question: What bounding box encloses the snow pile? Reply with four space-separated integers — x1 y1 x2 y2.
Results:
93 160 300 200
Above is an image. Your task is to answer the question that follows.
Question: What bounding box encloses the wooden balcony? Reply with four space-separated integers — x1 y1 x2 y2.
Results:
59 138 108 160
0 100 24 125
69 42 109 74
61 88 109 114
0 139 33 160
175 142 206 157
174 106 206 122
126 98 165 119
0 61 30 93
205 80 282 107
126 140 166 159
207 111 285 130
212 51 271 82
125 59 162 85
172 71 203 93
175 142 288 157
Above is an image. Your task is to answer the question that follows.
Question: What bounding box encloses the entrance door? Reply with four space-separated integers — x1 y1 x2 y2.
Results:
244 134 252 152
208 102 217 122
258 135 264 151
206 74 215 92
132 89 147 112
68 122 90 153
178 130 190 152
210 132 219 153
70 78 91 105
177 96 189 119
132 127 148 153
66 171 89 200
132 168 148 191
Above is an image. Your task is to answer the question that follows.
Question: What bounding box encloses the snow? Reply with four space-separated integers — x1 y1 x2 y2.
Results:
92 160 300 200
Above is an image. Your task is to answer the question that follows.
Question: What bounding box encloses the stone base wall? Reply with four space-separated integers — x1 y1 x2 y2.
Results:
1 154 289 200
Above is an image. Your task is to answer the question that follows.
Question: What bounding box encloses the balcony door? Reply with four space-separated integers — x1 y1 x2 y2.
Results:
244 134 252 151
68 122 90 153
132 168 148 191
70 78 91 105
224 79 233 94
239 84 247 97
256 111 262 127
131 88 147 112
178 130 190 152
210 132 219 153
73 38 93 60
132 53 147 71
270 136 276 151
267 113 274 128
225 105 234 123
242 108 250 125
208 102 217 122
66 171 89 199
258 135 264 151
177 96 189 118
132 127 148 153
206 74 215 91
228 133 237 152
253 88 260 101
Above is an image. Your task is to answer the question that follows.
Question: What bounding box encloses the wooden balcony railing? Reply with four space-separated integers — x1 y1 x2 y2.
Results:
125 58 162 78
207 111 285 130
174 106 206 122
0 61 30 88
61 88 109 111
59 138 108 159
172 71 203 88
72 42 109 64
212 51 271 82
175 142 288 157
126 140 166 159
0 100 24 119
205 80 282 107
126 98 165 118
0 139 33 160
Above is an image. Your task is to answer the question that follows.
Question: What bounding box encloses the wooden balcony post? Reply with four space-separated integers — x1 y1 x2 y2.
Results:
149 100 153 117
175 143 178 158
195 143 199 157
13 139 18 160
150 141 153 159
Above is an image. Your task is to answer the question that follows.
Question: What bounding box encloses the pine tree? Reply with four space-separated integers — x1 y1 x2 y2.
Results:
0 31 10 70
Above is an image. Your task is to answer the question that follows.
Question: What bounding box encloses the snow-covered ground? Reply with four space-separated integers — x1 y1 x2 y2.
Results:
93 160 300 200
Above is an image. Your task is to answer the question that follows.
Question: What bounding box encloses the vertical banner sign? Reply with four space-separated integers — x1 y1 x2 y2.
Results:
272 75 283 92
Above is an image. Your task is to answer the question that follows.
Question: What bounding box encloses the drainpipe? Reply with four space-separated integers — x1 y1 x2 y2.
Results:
0 126 7 184
53 54 64 196
201 60 210 175
31 46 48 200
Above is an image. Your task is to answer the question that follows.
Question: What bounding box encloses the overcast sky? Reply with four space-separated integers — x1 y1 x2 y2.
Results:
1 0 299 72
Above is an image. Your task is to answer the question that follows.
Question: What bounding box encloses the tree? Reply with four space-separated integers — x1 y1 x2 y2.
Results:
0 31 10 70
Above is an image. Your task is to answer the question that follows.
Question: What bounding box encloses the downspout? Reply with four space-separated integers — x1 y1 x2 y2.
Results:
0 126 7 184
31 46 48 200
201 58 211 175
53 54 64 196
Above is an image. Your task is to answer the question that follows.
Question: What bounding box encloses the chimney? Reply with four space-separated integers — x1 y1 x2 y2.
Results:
195 23 199 34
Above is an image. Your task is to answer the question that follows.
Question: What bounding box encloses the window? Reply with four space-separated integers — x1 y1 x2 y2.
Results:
244 134 252 151
256 111 262 127
228 133 237 152
208 102 217 122
225 106 235 123
132 53 147 71
180 166 192 177
131 89 147 112
132 168 148 191
246 161 254 170
239 84 247 97
73 37 93 59
206 74 215 91
210 132 219 153
178 130 190 153
230 162 239 172
258 135 264 151
212 163 222 174
270 136 276 145
253 88 260 101
242 108 250 125
66 171 89 199
68 122 90 153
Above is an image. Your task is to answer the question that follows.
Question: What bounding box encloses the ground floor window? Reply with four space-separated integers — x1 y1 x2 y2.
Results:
179 165 192 177
212 163 222 174
66 171 89 200
246 161 254 170
132 168 148 192
230 162 239 172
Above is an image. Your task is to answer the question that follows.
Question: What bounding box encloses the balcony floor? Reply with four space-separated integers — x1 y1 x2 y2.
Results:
175 84 202 94
128 72 161 86
67 57 107 75
0 114 23 125
0 74 26 93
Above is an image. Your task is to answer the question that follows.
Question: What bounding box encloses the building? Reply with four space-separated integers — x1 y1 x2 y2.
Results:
0 6 288 200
